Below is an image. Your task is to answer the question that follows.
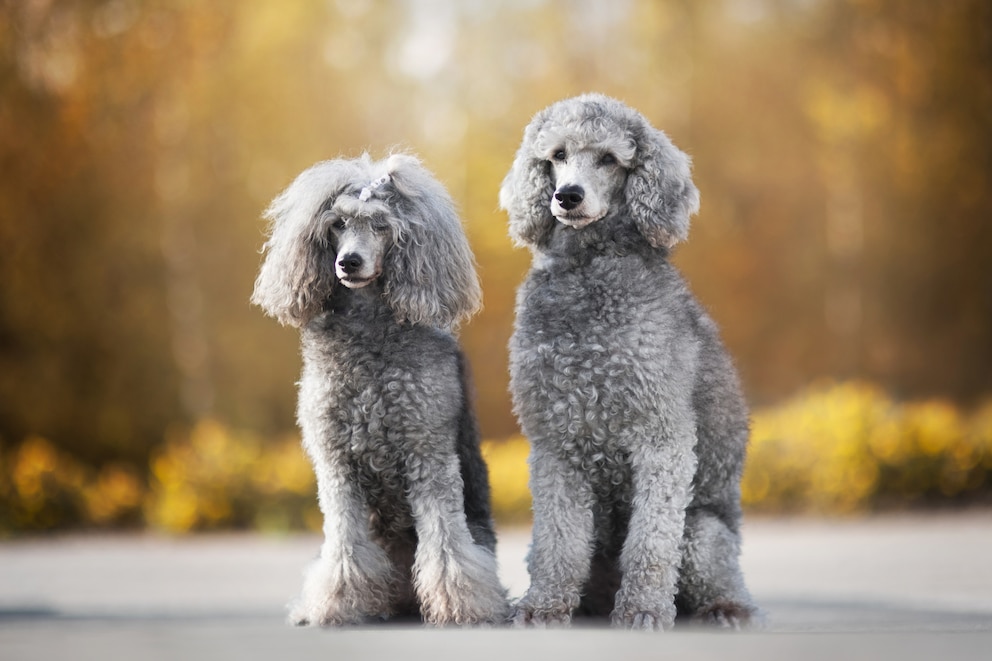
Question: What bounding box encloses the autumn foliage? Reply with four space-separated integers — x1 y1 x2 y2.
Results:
3 383 992 533
1 1 991 531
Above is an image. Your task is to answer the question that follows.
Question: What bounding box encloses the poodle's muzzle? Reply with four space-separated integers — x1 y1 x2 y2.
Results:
549 150 622 228
334 229 386 289
336 252 369 284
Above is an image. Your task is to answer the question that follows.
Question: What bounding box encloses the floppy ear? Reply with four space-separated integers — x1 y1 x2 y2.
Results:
499 118 557 249
251 161 357 327
381 154 482 329
625 126 700 249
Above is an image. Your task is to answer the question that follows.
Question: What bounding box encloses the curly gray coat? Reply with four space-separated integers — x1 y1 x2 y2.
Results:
500 94 757 630
253 153 507 626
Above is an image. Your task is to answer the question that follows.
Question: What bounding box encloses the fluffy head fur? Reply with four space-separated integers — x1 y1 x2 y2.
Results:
499 93 700 250
252 153 482 329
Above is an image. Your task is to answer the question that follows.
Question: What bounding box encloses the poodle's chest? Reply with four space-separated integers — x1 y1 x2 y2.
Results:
514 262 673 355
313 352 460 434
510 260 692 449
299 325 462 445
299 338 460 527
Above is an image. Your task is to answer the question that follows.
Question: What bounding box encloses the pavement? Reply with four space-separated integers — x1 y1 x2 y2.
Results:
1 512 991 660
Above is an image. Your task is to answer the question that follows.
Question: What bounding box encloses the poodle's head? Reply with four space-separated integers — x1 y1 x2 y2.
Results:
499 93 700 250
252 153 481 329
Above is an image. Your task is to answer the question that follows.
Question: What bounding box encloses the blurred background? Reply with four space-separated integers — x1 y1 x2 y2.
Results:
1 0 990 534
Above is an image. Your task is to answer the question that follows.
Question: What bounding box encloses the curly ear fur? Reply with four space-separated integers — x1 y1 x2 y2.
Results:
381 154 482 329
251 159 366 327
499 116 557 249
625 117 700 249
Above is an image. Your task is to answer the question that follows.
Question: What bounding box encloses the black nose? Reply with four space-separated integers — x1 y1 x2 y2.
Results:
554 185 584 211
337 252 363 274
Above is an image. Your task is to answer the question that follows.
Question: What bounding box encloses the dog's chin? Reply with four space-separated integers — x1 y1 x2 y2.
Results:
553 211 606 229
338 276 376 289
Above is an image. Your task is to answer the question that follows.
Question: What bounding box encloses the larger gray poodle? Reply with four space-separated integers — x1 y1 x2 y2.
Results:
500 94 757 630
253 153 507 626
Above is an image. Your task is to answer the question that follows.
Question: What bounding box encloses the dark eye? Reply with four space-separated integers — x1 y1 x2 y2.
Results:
599 153 617 166
552 149 566 162
331 218 346 230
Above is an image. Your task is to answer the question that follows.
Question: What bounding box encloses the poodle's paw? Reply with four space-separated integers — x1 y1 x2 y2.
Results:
509 603 572 629
696 600 761 630
289 552 396 627
508 589 577 629
611 609 666 631
611 596 676 631
287 601 316 627
423 583 509 627
287 596 372 627
417 546 509 626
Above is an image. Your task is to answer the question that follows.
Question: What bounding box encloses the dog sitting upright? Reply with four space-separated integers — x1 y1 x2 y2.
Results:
252 153 507 626
500 95 757 630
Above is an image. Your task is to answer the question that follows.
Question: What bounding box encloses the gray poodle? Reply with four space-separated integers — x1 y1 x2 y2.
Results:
252 153 508 626
500 94 757 630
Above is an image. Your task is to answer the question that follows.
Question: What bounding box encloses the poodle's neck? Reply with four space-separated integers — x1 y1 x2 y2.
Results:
544 212 665 264
319 281 394 327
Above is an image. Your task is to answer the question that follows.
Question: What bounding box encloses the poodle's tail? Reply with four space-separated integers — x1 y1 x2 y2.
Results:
454 349 498 553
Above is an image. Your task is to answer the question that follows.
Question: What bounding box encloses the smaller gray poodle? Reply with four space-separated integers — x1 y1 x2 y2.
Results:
252 153 507 626
500 94 757 630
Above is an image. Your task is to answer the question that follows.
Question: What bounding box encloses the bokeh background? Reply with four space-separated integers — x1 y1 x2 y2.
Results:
2 0 991 533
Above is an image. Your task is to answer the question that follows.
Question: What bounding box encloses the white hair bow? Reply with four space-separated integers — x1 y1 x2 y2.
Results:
359 175 391 202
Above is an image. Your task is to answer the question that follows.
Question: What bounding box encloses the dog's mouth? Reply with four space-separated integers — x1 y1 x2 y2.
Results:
553 210 606 229
338 275 377 289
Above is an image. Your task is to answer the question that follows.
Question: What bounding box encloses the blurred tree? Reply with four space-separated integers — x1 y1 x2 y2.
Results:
808 0 992 403
1 0 182 464
680 0 992 405
0 0 989 481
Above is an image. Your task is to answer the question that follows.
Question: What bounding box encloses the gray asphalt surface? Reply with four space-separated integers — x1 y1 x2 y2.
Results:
1 512 991 660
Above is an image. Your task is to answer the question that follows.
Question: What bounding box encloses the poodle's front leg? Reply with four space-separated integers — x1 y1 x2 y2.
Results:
511 442 595 628
289 441 395 626
407 447 508 626
612 425 698 631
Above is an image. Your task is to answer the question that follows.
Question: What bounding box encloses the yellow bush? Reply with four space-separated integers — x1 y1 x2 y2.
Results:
84 464 145 525
743 382 992 513
489 381 992 519
144 419 317 533
3 383 991 533
743 382 888 512
0 436 145 532
482 436 531 524
7 436 88 529
145 425 535 531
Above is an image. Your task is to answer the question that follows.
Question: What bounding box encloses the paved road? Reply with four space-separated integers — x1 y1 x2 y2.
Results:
1 512 991 660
